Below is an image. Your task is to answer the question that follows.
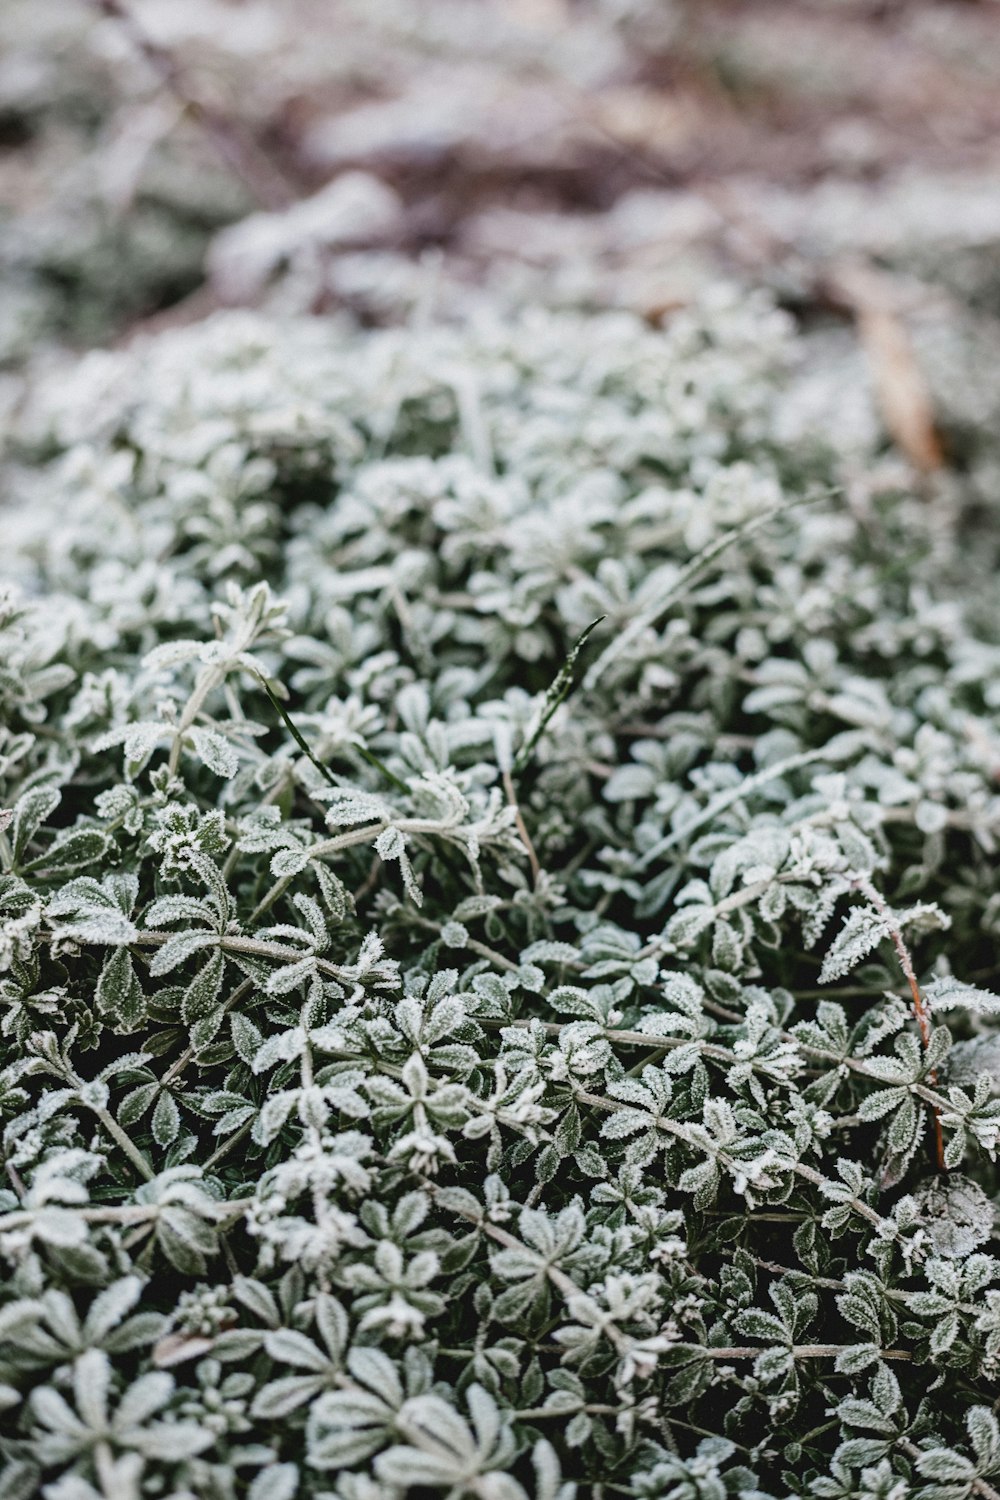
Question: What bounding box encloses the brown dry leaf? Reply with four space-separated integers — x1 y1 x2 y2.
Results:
831 261 945 474
591 87 697 154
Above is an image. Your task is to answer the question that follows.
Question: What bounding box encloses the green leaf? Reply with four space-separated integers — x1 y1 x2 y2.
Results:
26 828 111 875
151 1090 180 1147
181 949 225 1024
11 786 61 862
96 948 145 1029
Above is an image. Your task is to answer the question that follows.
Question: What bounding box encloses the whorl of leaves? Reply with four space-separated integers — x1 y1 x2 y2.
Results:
1 293 1000 1499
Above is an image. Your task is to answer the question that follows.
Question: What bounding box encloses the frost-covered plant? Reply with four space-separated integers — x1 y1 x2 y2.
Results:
1 289 1000 1498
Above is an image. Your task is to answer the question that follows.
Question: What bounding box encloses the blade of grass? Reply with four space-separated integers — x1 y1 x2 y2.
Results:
252 671 409 795
512 618 604 776
583 490 834 693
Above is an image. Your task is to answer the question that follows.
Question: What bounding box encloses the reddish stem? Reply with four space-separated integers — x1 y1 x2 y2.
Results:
856 880 946 1172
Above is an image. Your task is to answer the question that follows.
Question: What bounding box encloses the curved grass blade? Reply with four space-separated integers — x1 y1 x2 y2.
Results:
512 618 604 776
252 671 408 795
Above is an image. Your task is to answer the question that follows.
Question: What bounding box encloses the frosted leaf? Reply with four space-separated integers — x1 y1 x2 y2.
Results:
819 906 895 984
47 877 139 945
142 640 207 671
374 826 423 905
924 978 1000 1015
11 785 61 862
914 1176 995 1259
947 1034 1000 1088
189 728 239 779
92 722 168 763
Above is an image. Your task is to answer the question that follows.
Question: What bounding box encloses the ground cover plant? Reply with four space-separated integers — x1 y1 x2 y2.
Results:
1 288 1000 1499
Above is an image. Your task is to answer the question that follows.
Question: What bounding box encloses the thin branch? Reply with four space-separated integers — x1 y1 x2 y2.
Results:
853 878 946 1171
702 1344 911 1362
502 766 541 886
89 0 292 210
0 1198 253 1233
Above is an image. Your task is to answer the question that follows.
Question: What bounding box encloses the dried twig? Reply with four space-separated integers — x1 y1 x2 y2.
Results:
687 186 945 475
854 877 946 1172
502 766 541 886
828 262 945 475
90 0 293 210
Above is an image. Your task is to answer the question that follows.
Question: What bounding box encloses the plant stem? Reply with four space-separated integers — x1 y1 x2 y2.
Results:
853 877 946 1171
701 1344 911 1361
502 767 540 886
90 0 292 209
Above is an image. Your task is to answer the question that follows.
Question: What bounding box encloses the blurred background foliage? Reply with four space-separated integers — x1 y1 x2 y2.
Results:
2 0 1000 489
